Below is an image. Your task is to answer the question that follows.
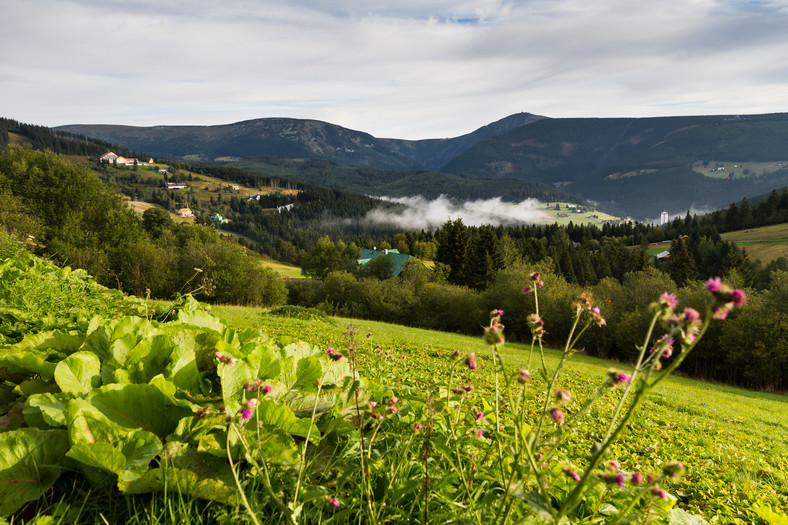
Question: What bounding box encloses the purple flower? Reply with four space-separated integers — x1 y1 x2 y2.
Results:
616 372 631 384
730 288 747 307
262 384 273 394
609 460 621 470
530 271 541 281
616 473 625 488
329 497 341 508
326 347 335 355
476 412 484 422
683 307 700 322
387 407 398 415
465 354 478 370
660 292 678 308
652 487 669 500
522 286 532 294
245 398 258 410
241 409 253 421
550 407 564 424
475 429 484 439
368 401 377 408
706 277 722 293
414 423 424 432
387 397 398 405
562 467 581 482
631 471 643 485
555 388 572 403
518 369 531 383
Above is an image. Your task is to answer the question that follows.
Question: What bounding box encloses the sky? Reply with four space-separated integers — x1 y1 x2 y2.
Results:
3 0 788 139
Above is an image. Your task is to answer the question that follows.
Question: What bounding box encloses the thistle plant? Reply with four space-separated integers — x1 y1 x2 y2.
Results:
481 276 747 523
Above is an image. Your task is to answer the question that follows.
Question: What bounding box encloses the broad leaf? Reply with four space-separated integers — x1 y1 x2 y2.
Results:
24 393 69 428
0 428 69 516
54 351 101 395
256 398 319 442
88 383 193 439
118 442 236 503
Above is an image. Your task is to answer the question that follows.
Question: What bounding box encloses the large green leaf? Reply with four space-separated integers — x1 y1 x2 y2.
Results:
118 442 236 503
54 351 101 395
0 428 69 517
64 397 163 482
87 383 193 439
165 342 204 395
24 393 69 428
255 398 319 442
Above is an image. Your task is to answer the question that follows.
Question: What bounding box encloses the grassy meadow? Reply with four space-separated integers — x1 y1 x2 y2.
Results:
3 242 787 524
209 304 788 523
721 223 788 262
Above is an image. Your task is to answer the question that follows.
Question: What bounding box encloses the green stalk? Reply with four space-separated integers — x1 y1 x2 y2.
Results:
292 362 333 511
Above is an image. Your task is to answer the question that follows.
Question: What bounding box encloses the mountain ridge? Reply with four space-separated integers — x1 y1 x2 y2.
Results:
55 111 788 219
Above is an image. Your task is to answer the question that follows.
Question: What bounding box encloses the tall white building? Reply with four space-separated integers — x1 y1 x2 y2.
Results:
660 210 670 225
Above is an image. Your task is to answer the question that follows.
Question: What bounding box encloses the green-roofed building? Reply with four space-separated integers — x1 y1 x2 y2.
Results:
357 249 414 278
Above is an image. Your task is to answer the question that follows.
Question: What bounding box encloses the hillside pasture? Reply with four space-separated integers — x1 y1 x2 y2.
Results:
721 223 788 262
208 305 788 523
693 160 787 180
540 202 623 226
261 258 304 279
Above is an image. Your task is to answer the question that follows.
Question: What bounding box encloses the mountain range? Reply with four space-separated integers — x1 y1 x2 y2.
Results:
56 112 788 220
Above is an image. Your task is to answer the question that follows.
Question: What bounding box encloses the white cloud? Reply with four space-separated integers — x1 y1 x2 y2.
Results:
366 195 547 229
1 0 788 138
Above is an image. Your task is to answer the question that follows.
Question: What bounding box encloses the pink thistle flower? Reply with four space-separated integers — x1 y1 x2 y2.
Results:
368 401 377 408
609 460 621 470
326 347 335 355
518 370 531 383
562 467 581 482
555 388 572 403
214 352 224 360
616 372 631 384
616 473 625 488
414 423 424 432
730 288 747 307
537 280 544 288
631 471 643 485
262 384 273 394
706 277 722 293
329 497 341 508
712 307 729 320
387 407 398 415
530 271 541 281
475 429 484 439
463 384 475 392
522 286 532 294
683 307 700 322
241 409 253 421
387 396 398 405
476 412 484 422
550 407 564 424
652 487 669 500
660 292 678 308
452 349 461 358
245 398 258 410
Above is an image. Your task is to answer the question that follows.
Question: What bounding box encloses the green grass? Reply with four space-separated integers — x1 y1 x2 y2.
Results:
540 202 624 226
721 223 788 262
261 259 304 279
693 161 787 180
208 304 788 523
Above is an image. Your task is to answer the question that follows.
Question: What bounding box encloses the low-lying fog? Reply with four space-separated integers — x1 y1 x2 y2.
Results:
366 195 548 230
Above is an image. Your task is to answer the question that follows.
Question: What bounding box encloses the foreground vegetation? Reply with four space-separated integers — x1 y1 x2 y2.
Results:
2 234 786 524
